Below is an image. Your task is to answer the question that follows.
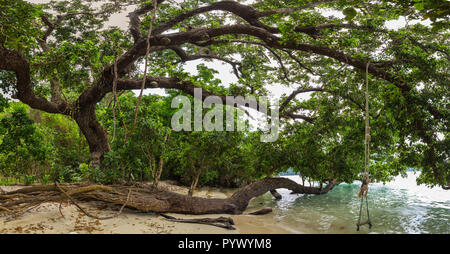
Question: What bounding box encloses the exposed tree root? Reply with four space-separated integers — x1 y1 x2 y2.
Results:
0 205 16 215
0 177 339 229
56 182 132 220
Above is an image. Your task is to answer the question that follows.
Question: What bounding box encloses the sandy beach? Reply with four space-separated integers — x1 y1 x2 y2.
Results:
0 182 293 234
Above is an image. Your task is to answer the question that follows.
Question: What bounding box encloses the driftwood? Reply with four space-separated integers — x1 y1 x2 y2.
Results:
248 208 273 215
160 213 235 230
0 177 339 229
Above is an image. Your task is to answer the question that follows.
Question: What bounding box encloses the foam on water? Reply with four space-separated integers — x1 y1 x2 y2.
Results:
247 172 450 234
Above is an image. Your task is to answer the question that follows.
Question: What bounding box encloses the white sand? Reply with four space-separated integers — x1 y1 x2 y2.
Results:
0 182 293 234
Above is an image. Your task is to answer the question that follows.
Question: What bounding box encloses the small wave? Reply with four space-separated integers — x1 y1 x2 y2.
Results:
249 172 450 234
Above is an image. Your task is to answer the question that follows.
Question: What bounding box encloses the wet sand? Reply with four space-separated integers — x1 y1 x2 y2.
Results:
0 182 294 234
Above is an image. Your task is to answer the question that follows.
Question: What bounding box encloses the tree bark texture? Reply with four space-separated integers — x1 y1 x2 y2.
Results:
1 177 339 215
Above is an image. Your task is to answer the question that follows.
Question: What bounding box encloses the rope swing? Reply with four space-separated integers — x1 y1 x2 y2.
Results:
356 61 372 231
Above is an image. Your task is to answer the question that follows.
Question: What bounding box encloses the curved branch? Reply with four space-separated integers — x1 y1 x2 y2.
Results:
0 47 68 114
129 0 165 42
279 88 324 113
170 46 241 79
282 112 315 123
35 18 65 105
116 76 228 102
39 15 63 42
282 50 319 76
195 39 290 80
256 0 338 17
280 87 381 121
82 14 442 123
39 3 131 42
279 65 346 113
229 178 339 211
262 47 291 81
152 1 266 35
152 0 340 37
2 178 339 215
147 24 405 91
116 77 270 115
81 23 391 110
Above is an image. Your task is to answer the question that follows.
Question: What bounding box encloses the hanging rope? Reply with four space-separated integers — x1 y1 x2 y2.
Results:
126 0 158 142
111 59 128 143
357 61 372 231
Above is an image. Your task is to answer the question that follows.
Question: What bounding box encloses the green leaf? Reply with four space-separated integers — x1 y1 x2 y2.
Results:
343 7 357 20
414 2 424 11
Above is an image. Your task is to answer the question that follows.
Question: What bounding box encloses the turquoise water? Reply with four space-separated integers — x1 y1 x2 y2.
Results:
248 172 450 234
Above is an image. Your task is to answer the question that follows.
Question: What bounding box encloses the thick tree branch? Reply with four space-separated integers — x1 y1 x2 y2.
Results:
282 112 315 123
0 46 68 114
152 1 339 36
116 77 268 114
230 178 340 211
76 3 442 125
2 178 340 215
194 39 290 80
279 65 346 113
279 88 324 113
170 46 242 79
281 87 381 121
282 50 319 76
39 15 63 42
74 20 444 129
152 1 267 35
116 77 227 102
128 0 165 42
84 24 400 111
35 17 65 105
256 0 338 17
39 3 129 42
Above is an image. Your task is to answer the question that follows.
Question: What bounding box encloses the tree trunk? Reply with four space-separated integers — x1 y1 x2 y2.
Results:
153 155 164 188
229 177 339 212
74 105 110 168
156 155 164 177
153 131 170 188
2 177 340 215
188 169 202 196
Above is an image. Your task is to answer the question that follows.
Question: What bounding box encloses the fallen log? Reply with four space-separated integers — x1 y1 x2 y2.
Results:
0 178 339 217
55 182 132 220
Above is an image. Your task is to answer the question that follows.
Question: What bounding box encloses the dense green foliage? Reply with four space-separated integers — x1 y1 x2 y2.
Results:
98 91 258 187
0 0 448 189
0 96 259 187
0 103 89 184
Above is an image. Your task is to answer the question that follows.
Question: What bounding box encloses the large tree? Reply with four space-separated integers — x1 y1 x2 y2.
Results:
0 0 448 193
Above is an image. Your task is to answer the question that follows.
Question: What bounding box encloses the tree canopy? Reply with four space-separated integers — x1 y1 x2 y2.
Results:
0 0 448 189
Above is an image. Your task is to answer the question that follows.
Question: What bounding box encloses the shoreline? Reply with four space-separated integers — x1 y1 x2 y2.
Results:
0 182 295 234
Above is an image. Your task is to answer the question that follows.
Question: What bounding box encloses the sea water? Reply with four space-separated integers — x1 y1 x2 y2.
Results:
248 172 450 234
